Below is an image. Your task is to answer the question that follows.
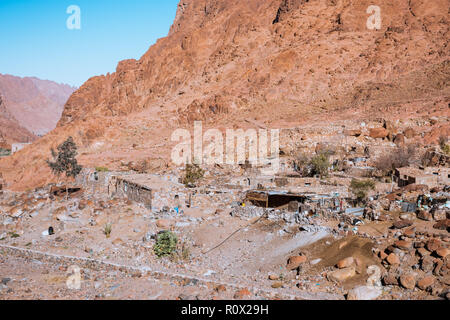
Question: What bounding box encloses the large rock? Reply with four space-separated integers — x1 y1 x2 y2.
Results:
327 267 356 282
426 239 442 252
369 128 389 139
421 256 435 273
417 276 435 290
347 286 382 300
417 210 432 221
286 255 307 270
393 220 413 229
336 257 355 269
403 227 416 238
399 274 416 290
386 253 400 265
436 248 449 258
383 274 399 286
394 240 412 250
433 219 450 231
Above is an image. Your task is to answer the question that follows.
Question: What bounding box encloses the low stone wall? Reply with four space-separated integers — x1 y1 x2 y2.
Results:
111 176 152 209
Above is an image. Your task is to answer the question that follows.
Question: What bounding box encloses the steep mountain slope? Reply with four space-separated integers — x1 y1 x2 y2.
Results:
0 0 449 190
0 94 35 147
0 74 75 136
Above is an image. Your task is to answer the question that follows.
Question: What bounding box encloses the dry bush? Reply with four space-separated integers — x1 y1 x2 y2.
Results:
350 179 376 204
439 135 450 155
374 144 418 176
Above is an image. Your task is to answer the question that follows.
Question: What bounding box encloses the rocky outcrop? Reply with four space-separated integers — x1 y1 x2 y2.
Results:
0 74 75 136
0 94 35 145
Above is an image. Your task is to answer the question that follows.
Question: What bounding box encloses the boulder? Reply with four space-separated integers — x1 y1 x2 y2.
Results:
386 253 400 265
336 257 355 269
393 220 413 229
383 274 398 286
417 210 432 221
417 276 435 290
399 274 416 290
436 248 449 258
394 240 412 250
327 267 356 282
433 219 450 231
286 255 307 270
426 239 442 252
421 256 435 273
403 227 416 238
347 286 382 300
369 128 389 139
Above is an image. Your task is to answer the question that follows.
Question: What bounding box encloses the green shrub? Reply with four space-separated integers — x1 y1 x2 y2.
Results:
0 148 11 157
103 223 112 238
182 163 204 186
95 166 109 172
439 136 450 155
310 153 330 178
154 231 178 258
350 179 376 203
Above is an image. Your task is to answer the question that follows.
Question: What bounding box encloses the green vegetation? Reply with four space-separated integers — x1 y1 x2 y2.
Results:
294 151 331 178
95 166 109 172
310 153 331 178
8 232 20 239
350 179 376 203
103 223 112 238
154 231 178 258
439 136 450 155
47 136 82 178
0 148 11 157
182 163 204 187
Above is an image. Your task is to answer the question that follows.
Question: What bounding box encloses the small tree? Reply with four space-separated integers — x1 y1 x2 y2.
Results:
350 179 376 204
310 153 330 178
47 137 82 178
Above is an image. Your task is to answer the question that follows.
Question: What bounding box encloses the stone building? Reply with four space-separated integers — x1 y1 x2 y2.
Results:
394 167 450 188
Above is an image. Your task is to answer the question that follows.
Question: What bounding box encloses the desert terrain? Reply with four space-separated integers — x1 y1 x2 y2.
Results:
0 0 449 300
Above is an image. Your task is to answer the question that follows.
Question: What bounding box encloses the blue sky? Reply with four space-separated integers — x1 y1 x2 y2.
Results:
0 0 179 87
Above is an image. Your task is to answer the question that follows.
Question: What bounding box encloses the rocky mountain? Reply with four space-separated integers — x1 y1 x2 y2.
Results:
0 94 35 148
0 74 75 136
0 0 448 190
